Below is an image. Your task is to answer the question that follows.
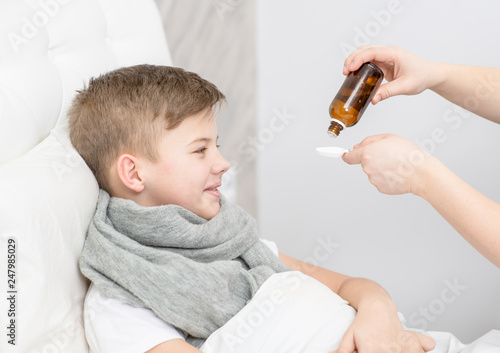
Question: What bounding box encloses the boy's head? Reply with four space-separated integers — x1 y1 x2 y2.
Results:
69 65 230 219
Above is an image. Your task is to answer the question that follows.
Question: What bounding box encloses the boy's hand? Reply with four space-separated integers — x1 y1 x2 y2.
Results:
331 328 435 353
329 302 435 353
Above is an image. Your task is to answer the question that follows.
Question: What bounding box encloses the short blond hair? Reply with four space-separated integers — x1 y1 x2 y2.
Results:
69 65 225 192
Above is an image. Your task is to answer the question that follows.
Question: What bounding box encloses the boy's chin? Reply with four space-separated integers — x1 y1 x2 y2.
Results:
197 200 221 220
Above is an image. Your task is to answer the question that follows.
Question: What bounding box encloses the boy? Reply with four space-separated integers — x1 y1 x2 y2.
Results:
69 65 434 353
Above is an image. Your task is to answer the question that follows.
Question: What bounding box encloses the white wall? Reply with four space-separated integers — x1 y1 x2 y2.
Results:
157 0 258 215
256 0 500 343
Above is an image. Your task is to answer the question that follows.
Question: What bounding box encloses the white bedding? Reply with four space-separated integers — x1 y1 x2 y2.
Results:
201 272 500 353
201 271 356 353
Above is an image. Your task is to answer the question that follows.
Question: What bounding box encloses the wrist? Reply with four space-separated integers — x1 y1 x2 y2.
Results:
427 61 451 93
412 154 445 199
357 295 398 315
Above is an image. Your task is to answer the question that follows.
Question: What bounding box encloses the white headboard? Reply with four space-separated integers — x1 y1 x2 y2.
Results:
0 0 172 351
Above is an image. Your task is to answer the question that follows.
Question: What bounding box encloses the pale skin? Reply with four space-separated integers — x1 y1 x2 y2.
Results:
341 45 500 268
108 111 435 353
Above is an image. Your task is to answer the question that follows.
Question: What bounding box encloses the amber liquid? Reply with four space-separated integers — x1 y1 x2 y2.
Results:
328 63 383 136
329 98 360 127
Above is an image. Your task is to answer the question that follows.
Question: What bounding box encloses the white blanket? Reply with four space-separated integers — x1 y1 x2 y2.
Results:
200 272 500 353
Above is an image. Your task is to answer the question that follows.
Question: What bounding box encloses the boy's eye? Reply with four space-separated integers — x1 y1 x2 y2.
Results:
195 147 207 153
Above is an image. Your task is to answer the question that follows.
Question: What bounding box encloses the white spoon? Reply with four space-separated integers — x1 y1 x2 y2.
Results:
316 146 352 158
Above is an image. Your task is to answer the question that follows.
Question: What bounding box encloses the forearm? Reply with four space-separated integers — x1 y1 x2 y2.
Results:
429 62 500 124
417 157 500 267
337 277 398 315
279 253 398 314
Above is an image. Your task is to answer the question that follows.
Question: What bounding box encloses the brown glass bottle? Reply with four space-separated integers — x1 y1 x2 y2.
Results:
328 62 384 137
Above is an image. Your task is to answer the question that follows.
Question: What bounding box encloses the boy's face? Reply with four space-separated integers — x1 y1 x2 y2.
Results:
139 111 230 220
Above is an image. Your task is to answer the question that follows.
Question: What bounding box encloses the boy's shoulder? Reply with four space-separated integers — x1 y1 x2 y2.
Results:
84 284 184 352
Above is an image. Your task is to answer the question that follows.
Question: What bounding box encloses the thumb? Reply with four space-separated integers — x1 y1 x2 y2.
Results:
417 333 436 352
341 147 361 165
334 332 356 353
372 80 407 104
342 134 389 164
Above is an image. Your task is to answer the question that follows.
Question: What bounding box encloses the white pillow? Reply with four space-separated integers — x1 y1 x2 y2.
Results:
201 271 356 353
0 126 98 353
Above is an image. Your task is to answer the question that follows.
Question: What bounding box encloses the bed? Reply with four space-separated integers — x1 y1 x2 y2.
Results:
0 1 171 351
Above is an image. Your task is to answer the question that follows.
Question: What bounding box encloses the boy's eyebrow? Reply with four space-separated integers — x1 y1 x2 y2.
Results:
187 135 219 145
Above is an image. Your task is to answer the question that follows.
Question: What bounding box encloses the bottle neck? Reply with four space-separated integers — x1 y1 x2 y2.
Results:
328 119 345 137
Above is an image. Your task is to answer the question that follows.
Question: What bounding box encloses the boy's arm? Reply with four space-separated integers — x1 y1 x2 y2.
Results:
279 253 436 353
146 339 202 353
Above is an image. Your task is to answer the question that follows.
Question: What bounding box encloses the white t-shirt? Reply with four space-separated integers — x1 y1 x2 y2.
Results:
84 239 280 353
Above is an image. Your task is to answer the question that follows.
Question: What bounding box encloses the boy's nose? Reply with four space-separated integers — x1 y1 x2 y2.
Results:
213 150 231 174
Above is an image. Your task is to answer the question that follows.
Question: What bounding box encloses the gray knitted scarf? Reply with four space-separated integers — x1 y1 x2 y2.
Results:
79 190 290 346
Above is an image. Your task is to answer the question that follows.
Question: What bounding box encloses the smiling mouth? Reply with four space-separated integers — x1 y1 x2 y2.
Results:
204 183 221 198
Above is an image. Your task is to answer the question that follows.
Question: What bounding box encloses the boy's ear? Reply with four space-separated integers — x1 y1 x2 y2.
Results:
116 154 145 193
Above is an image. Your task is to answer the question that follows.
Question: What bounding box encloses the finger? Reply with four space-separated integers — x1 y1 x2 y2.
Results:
343 45 384 73
417 333 436 352
335 335 356 353
373 80 409 103
358 133 389 146
351 142 361 150
342 134 388 164
343 45 392 74
342 146 362 165
373 81 400 103
343 45 371 74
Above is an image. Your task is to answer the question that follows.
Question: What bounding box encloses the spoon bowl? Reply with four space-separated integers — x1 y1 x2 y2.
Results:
316 146 351 158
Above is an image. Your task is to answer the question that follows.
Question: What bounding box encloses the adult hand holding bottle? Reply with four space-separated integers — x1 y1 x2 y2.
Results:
342 45 500 119
341 45 500 268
